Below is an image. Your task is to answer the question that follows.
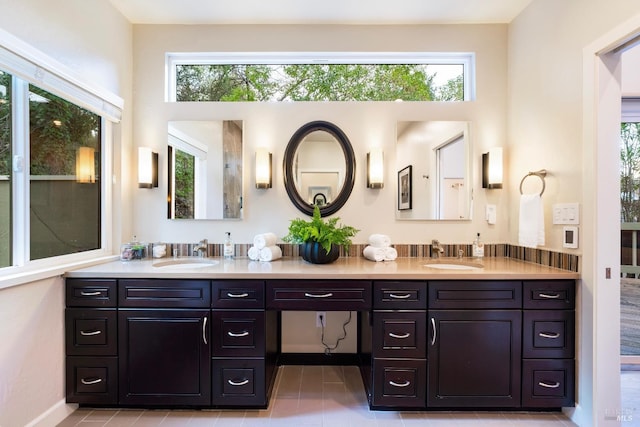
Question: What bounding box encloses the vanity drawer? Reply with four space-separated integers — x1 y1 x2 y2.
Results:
66 356 118 404
372 311 426 358
212 358 267 407
373 281 427 310
65 309 117 356
371 358 426 408
66 279 117 307
523 310 575 358
212 280 264 309
119 279 211 308
522 359 575 407
428 281 522 309
523 280 575 310
266 280 371 310
211 310 265 357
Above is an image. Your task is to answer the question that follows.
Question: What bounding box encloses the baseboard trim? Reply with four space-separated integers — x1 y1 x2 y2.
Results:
278 353 360 366
25 399 78 427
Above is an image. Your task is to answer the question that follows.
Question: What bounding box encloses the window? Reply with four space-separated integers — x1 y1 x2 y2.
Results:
167 53 474 102
0 28 122 277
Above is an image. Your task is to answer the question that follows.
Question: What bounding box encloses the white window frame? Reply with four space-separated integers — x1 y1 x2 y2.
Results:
165 52 476 102
0 28 122 288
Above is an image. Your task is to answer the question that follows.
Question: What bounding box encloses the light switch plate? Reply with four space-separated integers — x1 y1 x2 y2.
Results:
563 226 578 249
552 203 580 225
485 204 497 224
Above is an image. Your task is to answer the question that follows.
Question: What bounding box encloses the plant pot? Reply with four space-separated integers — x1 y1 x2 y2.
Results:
300 242 340 264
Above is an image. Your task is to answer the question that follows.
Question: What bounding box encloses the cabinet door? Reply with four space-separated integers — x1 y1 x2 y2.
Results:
428 310 521 407
119 309 211 406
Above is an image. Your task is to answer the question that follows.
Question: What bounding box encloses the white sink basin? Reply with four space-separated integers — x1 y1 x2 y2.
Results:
424 260 483 270
153 258 219 269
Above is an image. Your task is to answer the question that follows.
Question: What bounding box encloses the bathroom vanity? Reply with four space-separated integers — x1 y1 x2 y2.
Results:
64 257 577 411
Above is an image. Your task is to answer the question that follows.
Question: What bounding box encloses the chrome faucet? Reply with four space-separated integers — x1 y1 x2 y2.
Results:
194 239 208 257
431 239 445 258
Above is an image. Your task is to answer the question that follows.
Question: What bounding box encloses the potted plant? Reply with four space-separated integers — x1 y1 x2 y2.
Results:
283 205 359 264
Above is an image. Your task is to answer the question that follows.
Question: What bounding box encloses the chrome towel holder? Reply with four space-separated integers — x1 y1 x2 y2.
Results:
519 169 547 196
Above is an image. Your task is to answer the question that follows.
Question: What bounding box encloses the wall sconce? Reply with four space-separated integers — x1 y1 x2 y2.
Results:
138 147 158 188
75 146 95 184
255 147 272 189
482 147 503 189
367 147 384 189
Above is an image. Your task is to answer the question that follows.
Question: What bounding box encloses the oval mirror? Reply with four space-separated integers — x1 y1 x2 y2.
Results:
283 121 356 216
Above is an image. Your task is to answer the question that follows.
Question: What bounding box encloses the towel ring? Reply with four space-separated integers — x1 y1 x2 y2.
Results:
519 169 547 196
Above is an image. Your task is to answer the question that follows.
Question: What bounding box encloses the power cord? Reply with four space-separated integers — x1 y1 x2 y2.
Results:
320 311 352 355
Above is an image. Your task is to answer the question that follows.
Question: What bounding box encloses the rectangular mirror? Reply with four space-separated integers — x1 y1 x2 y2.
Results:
396 121 472 220
167 120 243 220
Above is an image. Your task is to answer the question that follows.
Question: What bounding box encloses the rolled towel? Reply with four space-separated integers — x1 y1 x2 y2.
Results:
368 234 391 248
248 246 260 261
259 245 282 262
254 232 278 250
384 247 398 261
363 245 385 262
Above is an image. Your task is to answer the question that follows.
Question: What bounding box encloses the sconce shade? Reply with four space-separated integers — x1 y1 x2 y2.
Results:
255 147 272 189
367 148 384 189
138 147 158 188
482 147 503 189
75 146 95 184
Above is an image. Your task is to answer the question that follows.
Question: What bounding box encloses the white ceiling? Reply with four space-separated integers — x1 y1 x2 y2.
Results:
108 0 534 25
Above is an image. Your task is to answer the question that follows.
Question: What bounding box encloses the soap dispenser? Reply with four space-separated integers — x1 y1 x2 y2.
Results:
473 233 485 258
224 232 234 259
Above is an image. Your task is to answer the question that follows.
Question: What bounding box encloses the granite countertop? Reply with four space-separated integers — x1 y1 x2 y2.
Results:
64 256 579 280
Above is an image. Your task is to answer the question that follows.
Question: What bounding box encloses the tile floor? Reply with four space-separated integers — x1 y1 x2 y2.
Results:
57 365 580 427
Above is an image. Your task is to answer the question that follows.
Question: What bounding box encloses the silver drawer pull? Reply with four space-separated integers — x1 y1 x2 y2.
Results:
228 331 250 337
80 291 101 296
389 332 410 339
538 381 561 389
539 332 561 339
81 378 103 385
304 292 333 298
228 379 249 386
80 330 102 336
227 292 249 298
389 293 411 299
539 293 561 299
389 380 411 388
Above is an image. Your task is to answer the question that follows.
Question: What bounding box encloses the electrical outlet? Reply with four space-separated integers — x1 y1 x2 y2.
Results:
316 312 326 328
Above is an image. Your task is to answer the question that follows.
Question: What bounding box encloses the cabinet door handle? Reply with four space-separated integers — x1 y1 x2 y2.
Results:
389 332 410 339
304 292 333 298
539 332 561 339
389 380 411 388
81 377 103 385
389 293 411 299
228 331 250 337
539 292 561 299
227 292 249 298
80 330 102 336
538 381 561 389
430 317 437 346
80 290 101 296
228 379 249 386
203 316 208 345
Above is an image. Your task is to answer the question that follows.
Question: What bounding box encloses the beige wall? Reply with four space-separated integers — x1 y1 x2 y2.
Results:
0 1 132 425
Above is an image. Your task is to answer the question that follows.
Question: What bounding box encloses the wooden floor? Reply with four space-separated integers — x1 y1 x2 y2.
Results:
621 278 640 355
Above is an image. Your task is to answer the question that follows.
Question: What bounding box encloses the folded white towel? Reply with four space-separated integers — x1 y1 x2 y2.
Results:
368 234 391 248
518 194 545 248
253 232 277 250
248 246 260 261
384 247 398 261
363 245 385 262
259 245 282 262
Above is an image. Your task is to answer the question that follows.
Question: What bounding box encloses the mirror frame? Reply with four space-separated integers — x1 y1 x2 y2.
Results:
283 121 356 216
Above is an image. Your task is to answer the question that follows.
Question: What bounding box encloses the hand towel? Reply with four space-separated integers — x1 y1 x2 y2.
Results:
259 245 282 262
368 234 391 248
253 232 277 250
384 246 398 261
363 245 385 262
518 194 545 248
248 246 260 261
